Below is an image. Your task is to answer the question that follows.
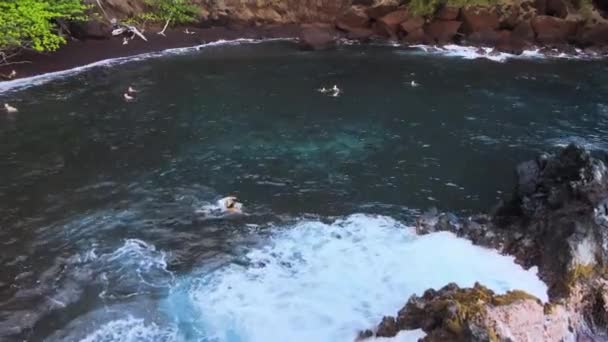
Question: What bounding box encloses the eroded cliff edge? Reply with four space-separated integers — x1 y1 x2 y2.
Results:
361 144 608 341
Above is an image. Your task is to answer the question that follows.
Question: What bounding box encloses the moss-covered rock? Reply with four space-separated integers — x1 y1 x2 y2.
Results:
368 283 542 341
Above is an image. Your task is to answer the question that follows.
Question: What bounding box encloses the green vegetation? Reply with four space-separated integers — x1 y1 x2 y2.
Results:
0 0 87 56
407 0 498 17
408 0 444 16
575 0 596 19
129 0 198 28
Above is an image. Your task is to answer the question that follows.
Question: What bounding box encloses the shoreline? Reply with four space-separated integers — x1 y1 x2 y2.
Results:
2 22 608 89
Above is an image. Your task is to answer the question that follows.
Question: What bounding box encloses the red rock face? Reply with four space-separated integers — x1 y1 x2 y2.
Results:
402 27 430 44
425 20 462 43
467 28 502 45
436 6 460 21
400 16 425 33
379 10 410 26
336 5 370 31
461 6 500 34
531 15 578 43
376 10 410 38
511 20 536 43
576 23 608 46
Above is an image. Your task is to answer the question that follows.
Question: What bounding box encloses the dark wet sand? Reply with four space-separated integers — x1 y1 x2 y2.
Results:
0 24 301 81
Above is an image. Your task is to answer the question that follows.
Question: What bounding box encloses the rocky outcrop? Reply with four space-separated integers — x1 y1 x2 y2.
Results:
68 20 113 40
79 0 608 53
532 15 579 43
367 283 575 341
363 145 608 341
400 16 425 34
576 23 608 46
376 9 410 38
336 5 370 31
436 6 460 21
417 145 608 299
461 6 500 33
425 20 462 43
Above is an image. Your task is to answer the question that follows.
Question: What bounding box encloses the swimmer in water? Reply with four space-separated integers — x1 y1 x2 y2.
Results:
219 196 243 214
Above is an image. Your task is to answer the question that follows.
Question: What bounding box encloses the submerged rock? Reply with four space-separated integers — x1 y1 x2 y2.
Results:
299 25 338 50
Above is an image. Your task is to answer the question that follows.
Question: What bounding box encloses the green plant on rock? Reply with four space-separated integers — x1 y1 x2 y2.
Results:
408 0 445 16
407 0 499 17
446 0 498 8
131 0 198 32
0 0 87 61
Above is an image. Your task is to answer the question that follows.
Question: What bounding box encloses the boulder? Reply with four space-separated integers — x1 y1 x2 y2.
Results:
531 15 578 43
399 16 425 33
461 6 500 34
69 20 112 40
299 26 337 50
376 9 410 37
424 20 462 43
367 283 549 340
546 0 568 18
576 23 608 46
467 28 501 45
365 5 399 20
533 0 547 15
511 20 536 44
336 5 370 31
436 5 460 20
497 3 521 29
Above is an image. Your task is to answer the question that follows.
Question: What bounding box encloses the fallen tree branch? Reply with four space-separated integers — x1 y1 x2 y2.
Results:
128 25 148 41
112 24 148 42
0 51 31 67
157 18 170 36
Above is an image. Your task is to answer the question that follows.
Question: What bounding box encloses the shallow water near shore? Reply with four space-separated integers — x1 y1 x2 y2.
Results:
1 40 607 341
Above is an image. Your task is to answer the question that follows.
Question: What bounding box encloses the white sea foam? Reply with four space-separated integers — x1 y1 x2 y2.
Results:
164 214 547 342
79 316 178 342
408 44 604 63
548 136 608 151
0 38 292 94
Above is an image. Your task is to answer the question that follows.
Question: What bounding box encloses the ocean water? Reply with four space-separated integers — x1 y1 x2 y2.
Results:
0 41 606 341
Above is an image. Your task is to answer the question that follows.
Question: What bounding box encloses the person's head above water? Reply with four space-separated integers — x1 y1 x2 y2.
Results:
220 196 242 213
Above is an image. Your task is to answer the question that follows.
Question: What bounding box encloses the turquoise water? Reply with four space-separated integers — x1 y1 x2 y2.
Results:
0 41 606 341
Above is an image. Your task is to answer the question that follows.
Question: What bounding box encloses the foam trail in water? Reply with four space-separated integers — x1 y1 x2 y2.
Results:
164 214 547 342
407 44 604 63
0 38 293 94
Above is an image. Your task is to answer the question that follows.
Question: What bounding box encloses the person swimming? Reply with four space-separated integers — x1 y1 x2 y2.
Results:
219 196 243 214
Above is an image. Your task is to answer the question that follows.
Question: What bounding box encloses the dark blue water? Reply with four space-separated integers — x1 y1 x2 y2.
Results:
0 41 606 341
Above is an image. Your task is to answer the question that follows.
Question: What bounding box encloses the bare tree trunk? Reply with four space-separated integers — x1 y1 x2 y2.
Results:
158 18 171 36
95 0 111 21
